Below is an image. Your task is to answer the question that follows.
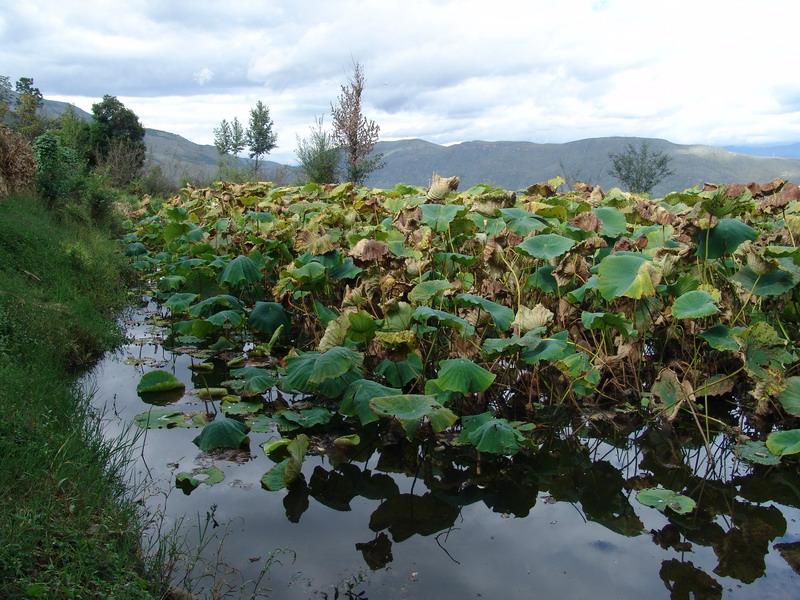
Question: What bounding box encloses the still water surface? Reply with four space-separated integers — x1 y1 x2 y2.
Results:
85 301 800 598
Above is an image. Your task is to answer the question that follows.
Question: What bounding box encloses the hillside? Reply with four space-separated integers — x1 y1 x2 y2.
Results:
27 97 800 193
365 138 800 195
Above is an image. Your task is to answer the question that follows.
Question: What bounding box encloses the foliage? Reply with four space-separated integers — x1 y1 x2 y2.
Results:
296 115 339 184
608 141 673 193
90 95 146 181
636 487 696 514
331 61 382 184
13 77 45 141
32 131 79 208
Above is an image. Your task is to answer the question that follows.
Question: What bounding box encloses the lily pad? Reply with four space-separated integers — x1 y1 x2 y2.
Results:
176 465 225 494
735 440 782 466
636 487 696 514
137 370 185 394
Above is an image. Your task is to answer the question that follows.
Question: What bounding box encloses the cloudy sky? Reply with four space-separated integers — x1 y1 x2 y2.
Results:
3 0 799 163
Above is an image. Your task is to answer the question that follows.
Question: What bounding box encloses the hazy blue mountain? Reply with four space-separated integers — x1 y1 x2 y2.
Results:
365 138 800 196
26 96 800 193
725 143 800 160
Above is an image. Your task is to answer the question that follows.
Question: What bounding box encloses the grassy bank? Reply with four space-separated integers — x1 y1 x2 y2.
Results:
0 194 158 598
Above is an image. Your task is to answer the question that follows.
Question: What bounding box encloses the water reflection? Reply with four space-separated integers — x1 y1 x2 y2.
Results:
89 303 800 599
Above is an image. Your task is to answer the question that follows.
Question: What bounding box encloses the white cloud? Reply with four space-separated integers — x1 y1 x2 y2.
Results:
7 0 800 157
192 68 214 85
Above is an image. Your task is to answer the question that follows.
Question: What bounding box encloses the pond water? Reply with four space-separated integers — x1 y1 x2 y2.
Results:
85 299 800 599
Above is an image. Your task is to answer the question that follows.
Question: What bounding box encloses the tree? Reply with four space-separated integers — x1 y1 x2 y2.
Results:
55 105 92 166
295 116 339 184
0 75 12 121
90 95 146 182
608 141 673 194
245 100 277 178
331 61 382 184
14 77 44 141
213 118 231 154
230 117 246 155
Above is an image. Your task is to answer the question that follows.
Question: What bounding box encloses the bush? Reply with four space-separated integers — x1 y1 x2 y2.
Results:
32 131 79 208
0 126 35 196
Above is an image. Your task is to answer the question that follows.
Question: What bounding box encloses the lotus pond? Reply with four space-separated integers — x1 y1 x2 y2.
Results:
96 179 800 597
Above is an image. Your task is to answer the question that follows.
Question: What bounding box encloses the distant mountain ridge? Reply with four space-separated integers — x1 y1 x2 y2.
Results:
29 97 800 193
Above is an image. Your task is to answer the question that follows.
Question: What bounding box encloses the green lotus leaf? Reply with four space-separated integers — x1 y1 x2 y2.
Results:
778 377 800 417
636 487 696 514
333 434 361 447
133 408 209 429
516 234 575 260
596 254 659 300
580 311 637 337
228 366 277 396
454 293 514 331
732 265 800 296
274 407 333 431
188 295 243 318
137 370 185 394
457 412 525 455
407 279 453 304
369 394 457 439
375 354 424 388
192 417 249 452
695 218 757 259
205 309 244 327
671 290 719 319
176 465 225 494
218 254 261 287
248 301 289 337
374 330 417 348
348 310 378 342
221 399 263 416
412 306 475 337
521 331 571 364
164 292 198 314
593 206 628 238
282 348 363 398
698 324 745 351
261 434 309 491
288 261 326 282
735 440 782 466
431 358 495 394
420 203 464 232
766 429 800 457
308 346 364 384
340 379 401 425
196 387 227 399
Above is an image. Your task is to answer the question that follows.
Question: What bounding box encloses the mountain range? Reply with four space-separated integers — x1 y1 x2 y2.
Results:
32 98 800 194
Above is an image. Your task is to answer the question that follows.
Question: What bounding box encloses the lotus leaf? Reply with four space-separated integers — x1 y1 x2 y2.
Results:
248 301 289 337
597 254 659 300
695 218 757 259
375 354 423 388
778 377 800 417
735 440 782 466
431 358 495 394
766 429 800 457
636 487 696 514
176 465 225 494
671 290 719 319
412 306 475 337
369 394 457 439
457 412 525 455
341 379 401 425
219 255 261 287
192 417 249 452
133 408 209 429
698 324 744 351
164 292 198 314
454 293 513 331
275 407 333 431
228 366 277 396
407 279 452 304
581 311 636 337
420 203 464 232
261 434 309 491
517 234 575 260
137 370 185 394
593 206 628 238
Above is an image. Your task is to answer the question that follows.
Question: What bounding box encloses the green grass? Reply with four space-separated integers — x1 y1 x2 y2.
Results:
0 195 159 598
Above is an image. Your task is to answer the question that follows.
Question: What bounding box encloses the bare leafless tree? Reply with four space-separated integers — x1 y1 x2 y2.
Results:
331 61 382 184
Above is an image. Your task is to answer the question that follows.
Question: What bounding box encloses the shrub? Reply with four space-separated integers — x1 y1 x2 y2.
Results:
32 131 79 207
0 126 35 196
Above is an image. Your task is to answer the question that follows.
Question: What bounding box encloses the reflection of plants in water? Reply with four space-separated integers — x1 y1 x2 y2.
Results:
262 424 797 595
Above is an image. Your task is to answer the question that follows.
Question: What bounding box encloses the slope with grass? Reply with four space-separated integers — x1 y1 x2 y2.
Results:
0 195 159 598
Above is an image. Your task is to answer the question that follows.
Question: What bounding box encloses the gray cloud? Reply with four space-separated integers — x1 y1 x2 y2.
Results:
3 0 799 163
